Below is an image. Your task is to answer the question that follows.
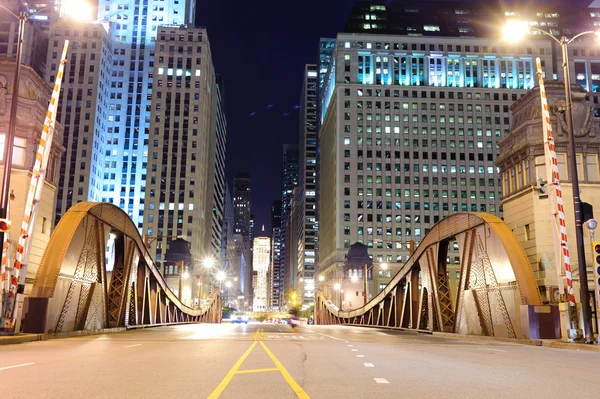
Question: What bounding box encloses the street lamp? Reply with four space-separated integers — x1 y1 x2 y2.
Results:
333 282 341 308
216 270 226 291
0 0 92 281
362 262 389 306
503 21 598 343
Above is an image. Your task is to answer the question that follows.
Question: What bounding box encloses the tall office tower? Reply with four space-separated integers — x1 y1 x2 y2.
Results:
283 187 301 304
221 185 235 278
96 0 195 229
317 0 600 294
318 38 335 93
211 75 227 258
252 236 271 312
269 200 282 310
45 22 113 225
144 26 217 267
0 1 58 78
233 233 250 303
297 64 318 306
279 144 299 303
233 172 252 242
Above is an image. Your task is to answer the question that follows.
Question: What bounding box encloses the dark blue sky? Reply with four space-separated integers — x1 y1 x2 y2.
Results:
196 1 355 234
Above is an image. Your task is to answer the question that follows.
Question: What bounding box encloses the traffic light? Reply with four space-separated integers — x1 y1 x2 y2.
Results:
0 218 11 233
592 242 600 310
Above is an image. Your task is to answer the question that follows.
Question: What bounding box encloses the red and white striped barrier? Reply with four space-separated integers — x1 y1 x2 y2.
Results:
0 40 70 330
536 57 575 306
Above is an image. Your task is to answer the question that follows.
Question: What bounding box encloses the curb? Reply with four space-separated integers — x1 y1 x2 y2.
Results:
342 323 600 353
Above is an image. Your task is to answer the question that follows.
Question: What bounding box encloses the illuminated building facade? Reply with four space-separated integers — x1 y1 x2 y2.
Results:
318 0 600 291
144 26 217 271
96 0 195 229
297 64 318 307
45 22 113 225
252 236 271 312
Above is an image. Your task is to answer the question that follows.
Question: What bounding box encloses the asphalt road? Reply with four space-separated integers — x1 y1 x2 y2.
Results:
0 322 598 398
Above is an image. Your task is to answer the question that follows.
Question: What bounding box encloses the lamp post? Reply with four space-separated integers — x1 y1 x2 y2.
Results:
362 262 387 306
504 21 597 343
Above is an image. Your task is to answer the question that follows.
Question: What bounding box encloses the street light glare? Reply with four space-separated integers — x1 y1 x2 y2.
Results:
333 283 341 290
502 20 529 42
351 274 358 282
318 275 325 281
182 271 189 279
62 1 94 22
216 271 226 281
381 263 388 270
204 257 214 268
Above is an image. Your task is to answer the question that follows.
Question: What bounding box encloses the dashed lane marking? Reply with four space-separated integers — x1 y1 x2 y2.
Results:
356 355 365 358
364 363 375 368
0 363 35 371
374 378 389 384
125 344 142 348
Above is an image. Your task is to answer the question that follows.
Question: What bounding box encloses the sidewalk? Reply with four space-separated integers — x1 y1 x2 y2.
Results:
0 327 127 346
345 324 600 353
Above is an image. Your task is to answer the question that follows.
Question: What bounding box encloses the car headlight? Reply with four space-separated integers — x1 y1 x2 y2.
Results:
242 315 248 321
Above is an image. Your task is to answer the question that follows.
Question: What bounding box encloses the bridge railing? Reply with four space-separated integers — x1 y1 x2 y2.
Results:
316 212 541 338
24 202 221 333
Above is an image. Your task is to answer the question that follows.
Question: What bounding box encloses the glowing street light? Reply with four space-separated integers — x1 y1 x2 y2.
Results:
182 271 189 279
203 257 215 269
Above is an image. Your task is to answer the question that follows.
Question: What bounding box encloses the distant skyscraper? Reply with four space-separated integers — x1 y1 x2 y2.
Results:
211 74 227 258
279 144 298 302
297 64 318 305
222 184 235 275
144 26 217 268
96 0 195 229
233 172 252 242
269 200 282 310
45 21 113 226
252 236 270 312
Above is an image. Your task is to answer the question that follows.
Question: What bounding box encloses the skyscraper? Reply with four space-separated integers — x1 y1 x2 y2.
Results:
280 144 298 303
297 64 318 306
252 236 270 312
233 172 252 242
211 74 227 258
269 200 282 310
143 26 217 268
45 21 113 226
96 0 195 229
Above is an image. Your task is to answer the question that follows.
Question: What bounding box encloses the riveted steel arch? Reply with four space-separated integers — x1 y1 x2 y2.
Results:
25 202 220 333
316 213 541 338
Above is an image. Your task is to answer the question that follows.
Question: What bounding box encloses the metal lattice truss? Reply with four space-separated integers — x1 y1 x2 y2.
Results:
26 202 221 333
315 213 541 338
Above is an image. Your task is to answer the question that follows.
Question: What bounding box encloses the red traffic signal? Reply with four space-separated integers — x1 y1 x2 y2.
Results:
0 218 11 233
595 243 600 254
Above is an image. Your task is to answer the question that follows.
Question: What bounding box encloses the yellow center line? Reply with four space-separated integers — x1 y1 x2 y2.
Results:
207 340 259 399
236 367 279 374
259 341 311 399
208 327 311 399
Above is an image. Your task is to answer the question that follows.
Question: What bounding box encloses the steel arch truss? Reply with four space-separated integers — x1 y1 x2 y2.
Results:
316 213 541 338
27 202 220 333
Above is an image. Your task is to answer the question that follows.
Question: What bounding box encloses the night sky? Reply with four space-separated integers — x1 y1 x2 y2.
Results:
195 0 355 235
